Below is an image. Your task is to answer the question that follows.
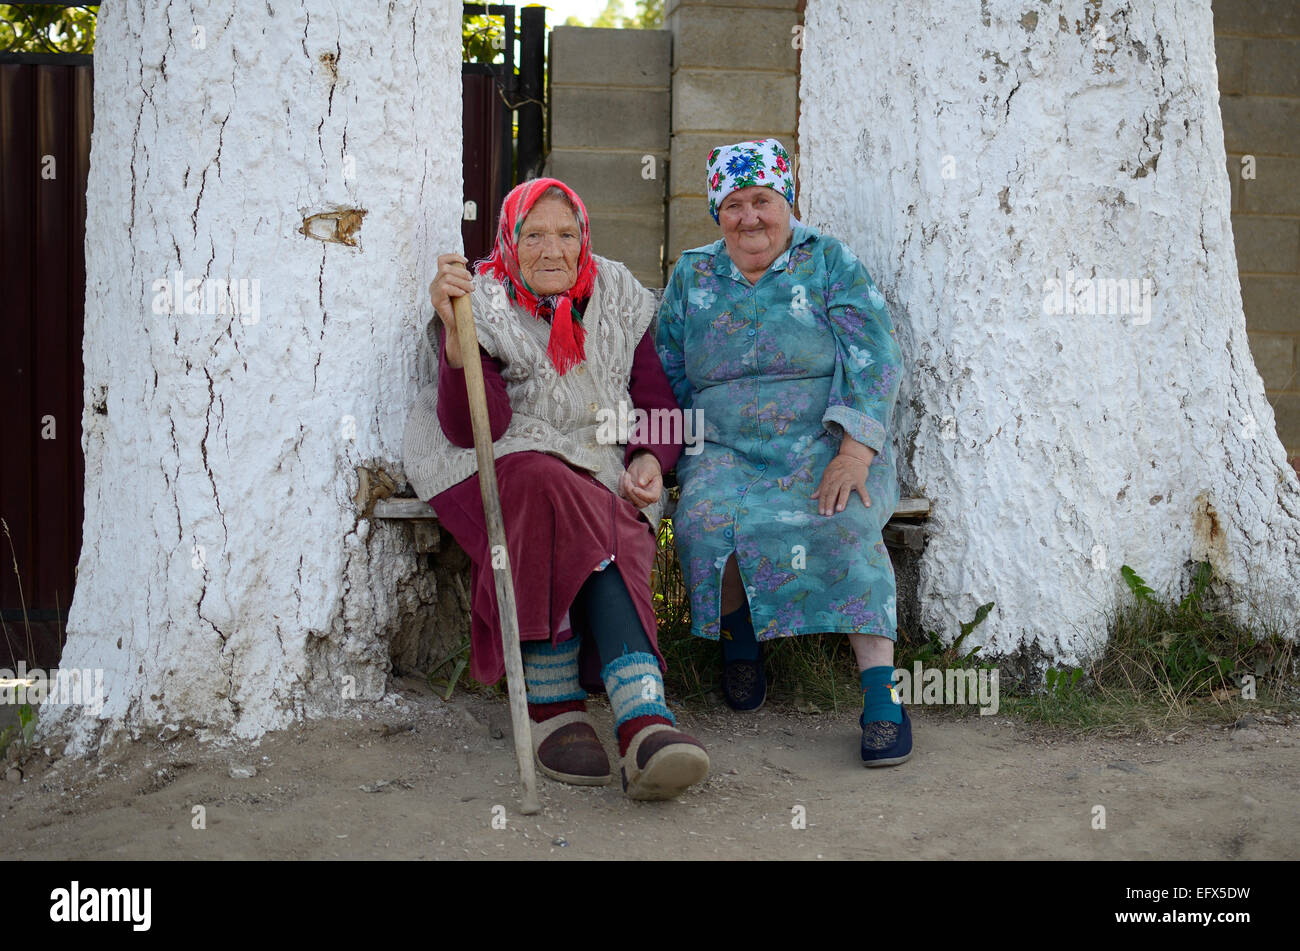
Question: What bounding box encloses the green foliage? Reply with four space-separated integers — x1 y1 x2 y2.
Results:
1044 666 1083 696
0 4 97 54
1001 561 1297 732
959 601 994 640
18 701 34 745
574 0 663 29
463 13 506 64
428 636 471 701
1177 560 1213 615
1109 563 1246 698
1120 564 1158 606
466 0 662 61
651 514 690 641
588 0 624 28
637 0 664 28
0 701 35 761
902 601 994 670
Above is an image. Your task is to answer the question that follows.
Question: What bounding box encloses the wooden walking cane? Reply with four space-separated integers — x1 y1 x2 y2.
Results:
451 290 542 816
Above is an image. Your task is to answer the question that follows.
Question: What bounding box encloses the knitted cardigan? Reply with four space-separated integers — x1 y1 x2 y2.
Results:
401 254 663 527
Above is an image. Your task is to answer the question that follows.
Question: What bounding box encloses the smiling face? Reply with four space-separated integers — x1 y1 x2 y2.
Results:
718 185 793 280
517 196 582 296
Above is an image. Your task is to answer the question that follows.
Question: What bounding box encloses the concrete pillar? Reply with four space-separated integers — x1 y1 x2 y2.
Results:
1213 0 1300 474
666 0 801 268
547 27 671 287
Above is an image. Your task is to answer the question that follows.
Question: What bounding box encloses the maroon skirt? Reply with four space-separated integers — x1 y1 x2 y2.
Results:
430 450 664 691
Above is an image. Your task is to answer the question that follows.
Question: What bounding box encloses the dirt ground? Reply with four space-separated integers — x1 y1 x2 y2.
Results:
5 677 1298 860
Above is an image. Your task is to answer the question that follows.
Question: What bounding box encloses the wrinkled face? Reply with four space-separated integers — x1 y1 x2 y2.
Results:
718 185 792 275
517 197 581 296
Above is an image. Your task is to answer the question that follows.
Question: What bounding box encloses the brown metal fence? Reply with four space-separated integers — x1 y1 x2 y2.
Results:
462 65 507 265
0 54 92 669
461 4 547 264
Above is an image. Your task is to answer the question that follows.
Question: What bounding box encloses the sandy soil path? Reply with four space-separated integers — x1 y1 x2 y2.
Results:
6 677 1298 860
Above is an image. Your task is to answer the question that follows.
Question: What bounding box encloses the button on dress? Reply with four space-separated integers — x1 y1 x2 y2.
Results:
656 222 904 641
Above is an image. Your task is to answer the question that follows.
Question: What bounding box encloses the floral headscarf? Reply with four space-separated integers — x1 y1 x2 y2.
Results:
477 177 597 375
705 138 795 223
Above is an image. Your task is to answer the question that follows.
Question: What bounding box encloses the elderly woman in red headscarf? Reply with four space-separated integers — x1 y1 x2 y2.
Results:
402 178 709 800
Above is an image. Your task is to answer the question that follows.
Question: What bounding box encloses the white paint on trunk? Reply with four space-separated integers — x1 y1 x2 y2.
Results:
798 0 1300 661
51 0 462 752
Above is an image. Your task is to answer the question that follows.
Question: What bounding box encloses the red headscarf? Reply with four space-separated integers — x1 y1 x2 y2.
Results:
477 178 597 375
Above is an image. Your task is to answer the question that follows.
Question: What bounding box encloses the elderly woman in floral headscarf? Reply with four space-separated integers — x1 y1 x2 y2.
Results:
656 140 911 766
403 178 709 799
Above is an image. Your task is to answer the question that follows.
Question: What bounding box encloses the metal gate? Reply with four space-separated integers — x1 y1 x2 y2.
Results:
461 3 546 263
0 51 92 670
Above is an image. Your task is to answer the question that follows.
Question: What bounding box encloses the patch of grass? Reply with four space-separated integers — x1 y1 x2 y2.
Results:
426 635 471 701
895 601 994 671
1 517 36 672
660 613 865 714
1101 562 1287 703
998 561 1298 735
651 517 691 643
0 516 40 761
427 631 507 701
0 701 35 761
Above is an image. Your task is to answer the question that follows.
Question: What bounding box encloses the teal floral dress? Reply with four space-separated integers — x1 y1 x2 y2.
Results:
656 221 904 642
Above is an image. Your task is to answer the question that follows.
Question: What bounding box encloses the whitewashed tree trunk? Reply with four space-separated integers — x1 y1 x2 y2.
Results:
799 0 1300 664
49 0 462 753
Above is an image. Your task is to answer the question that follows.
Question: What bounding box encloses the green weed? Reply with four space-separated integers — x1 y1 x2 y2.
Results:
1001 561 1297 733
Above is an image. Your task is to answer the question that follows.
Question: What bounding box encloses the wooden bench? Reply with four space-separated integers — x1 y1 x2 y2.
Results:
382 288 931 550
370 491 931 553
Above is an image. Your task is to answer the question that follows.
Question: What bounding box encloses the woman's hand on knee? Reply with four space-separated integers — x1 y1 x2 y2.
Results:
619 451 663 509
812 453 872 515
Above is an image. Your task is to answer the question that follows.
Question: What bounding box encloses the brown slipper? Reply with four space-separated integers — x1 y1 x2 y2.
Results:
532 711 612 786
620 723 710 800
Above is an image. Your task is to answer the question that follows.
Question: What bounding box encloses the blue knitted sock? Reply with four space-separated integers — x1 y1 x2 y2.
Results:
521 637 587 705
861 665 902 725
600 650 675 729
720 607 760 662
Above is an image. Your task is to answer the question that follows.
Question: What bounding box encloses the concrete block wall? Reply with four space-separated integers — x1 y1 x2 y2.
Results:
666 0 801 268
1213 0 1300 471
546 27 671 288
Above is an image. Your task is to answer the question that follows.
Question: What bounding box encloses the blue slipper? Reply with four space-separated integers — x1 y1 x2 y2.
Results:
860 705 912 767
720 641 766 712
